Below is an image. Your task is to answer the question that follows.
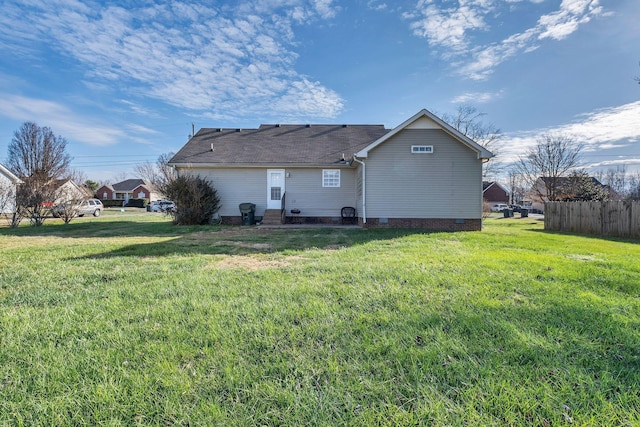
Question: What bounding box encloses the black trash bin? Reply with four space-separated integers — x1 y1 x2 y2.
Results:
520 209 529 218
239 203 256 225
503 208 514 218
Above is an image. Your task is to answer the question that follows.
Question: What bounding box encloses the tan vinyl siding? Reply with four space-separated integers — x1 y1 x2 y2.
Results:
180 166 358 218
365 129 483 219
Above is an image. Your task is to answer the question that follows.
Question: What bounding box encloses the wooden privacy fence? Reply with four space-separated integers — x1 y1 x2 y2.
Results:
544 201 640 239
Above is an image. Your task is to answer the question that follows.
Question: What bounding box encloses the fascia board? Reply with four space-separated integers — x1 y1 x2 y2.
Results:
170 162 355 169
0 163 22 183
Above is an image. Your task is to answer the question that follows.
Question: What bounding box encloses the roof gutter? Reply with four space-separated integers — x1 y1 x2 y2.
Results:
351 157 366 224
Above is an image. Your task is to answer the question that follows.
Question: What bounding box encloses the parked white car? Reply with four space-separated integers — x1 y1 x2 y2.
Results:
150 200 175 212
52 198 103 217
490 203 509 212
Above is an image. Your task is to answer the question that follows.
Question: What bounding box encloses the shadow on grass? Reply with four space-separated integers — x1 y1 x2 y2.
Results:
526 227 640 244
72 226 431 259
1 216 468 258
0 219 186 238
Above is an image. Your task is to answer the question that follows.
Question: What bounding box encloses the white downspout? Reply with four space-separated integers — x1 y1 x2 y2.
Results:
352 157 366 224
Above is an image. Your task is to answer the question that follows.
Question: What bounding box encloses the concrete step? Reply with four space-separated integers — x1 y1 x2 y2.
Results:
261 209 283 225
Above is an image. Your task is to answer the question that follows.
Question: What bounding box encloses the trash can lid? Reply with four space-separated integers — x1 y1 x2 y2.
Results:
239 202 255 210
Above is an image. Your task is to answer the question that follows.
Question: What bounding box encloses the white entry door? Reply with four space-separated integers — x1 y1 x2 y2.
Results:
267 169 285 209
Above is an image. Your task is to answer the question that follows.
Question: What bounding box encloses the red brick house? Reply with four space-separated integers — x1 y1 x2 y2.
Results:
483 181 509 204
97 179 160 204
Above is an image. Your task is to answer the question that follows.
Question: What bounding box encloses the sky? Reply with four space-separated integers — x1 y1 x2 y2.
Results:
0 0 638 183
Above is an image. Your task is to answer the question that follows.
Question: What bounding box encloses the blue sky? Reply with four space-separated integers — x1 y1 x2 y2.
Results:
0 0 638 182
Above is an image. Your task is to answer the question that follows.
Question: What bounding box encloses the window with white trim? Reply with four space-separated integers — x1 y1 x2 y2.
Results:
322 169 340 188
411 145 433 154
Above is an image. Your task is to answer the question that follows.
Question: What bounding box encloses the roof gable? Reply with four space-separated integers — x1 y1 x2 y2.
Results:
355 109 494 160
0 163 21 183
483 181 508 193
113 179 147 191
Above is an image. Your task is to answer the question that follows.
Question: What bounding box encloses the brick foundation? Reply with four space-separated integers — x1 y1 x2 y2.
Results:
223 216 482 230
363 217 481 231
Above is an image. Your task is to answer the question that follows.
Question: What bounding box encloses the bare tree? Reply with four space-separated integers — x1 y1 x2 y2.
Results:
595 166 629 200
49 180 89 224
441 105 503 178
507 169 528 205
0 180 18 226
135 152 176 195
111 172 131 184
7 122 72 226
515 134 584 202
559 170 609 201
626 172 640 201
8 122 71 179
14 177 56 226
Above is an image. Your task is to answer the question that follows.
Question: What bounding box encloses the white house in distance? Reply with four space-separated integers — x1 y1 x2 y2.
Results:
169 109 494 230
0 163 21 214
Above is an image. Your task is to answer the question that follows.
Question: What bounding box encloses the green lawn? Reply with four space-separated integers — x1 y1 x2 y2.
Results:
1 214 639 426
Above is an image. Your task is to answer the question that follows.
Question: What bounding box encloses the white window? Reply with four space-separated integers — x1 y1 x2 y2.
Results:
322 169 340 188
411 145 433 154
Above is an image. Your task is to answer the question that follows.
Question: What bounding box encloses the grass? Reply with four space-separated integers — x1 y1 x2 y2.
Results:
0 214 639 426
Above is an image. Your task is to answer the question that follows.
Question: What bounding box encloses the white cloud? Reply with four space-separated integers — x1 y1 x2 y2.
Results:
450 90 503 104
407 1 491 53
406 0 606 79
584 158 640 169
0 94 125 147
500 101 640 164
0 0 344 121
367 1 388 11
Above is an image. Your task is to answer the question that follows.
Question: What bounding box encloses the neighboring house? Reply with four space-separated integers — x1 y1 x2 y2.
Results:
52 179 92 205
0 163 21 214
527 176 606 212
97 179 159 204
169 109 494 230
483 181 509 205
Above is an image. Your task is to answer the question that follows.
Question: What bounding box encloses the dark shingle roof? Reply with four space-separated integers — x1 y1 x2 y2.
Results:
112 179 147 191
539 176 603 186
169 124 390 166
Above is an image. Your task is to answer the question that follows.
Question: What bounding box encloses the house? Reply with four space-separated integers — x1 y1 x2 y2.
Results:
168 109 494 230
52 179 93 205
0 163 21 214
527 176 607 212
483 181 509 205
97 179 160 204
